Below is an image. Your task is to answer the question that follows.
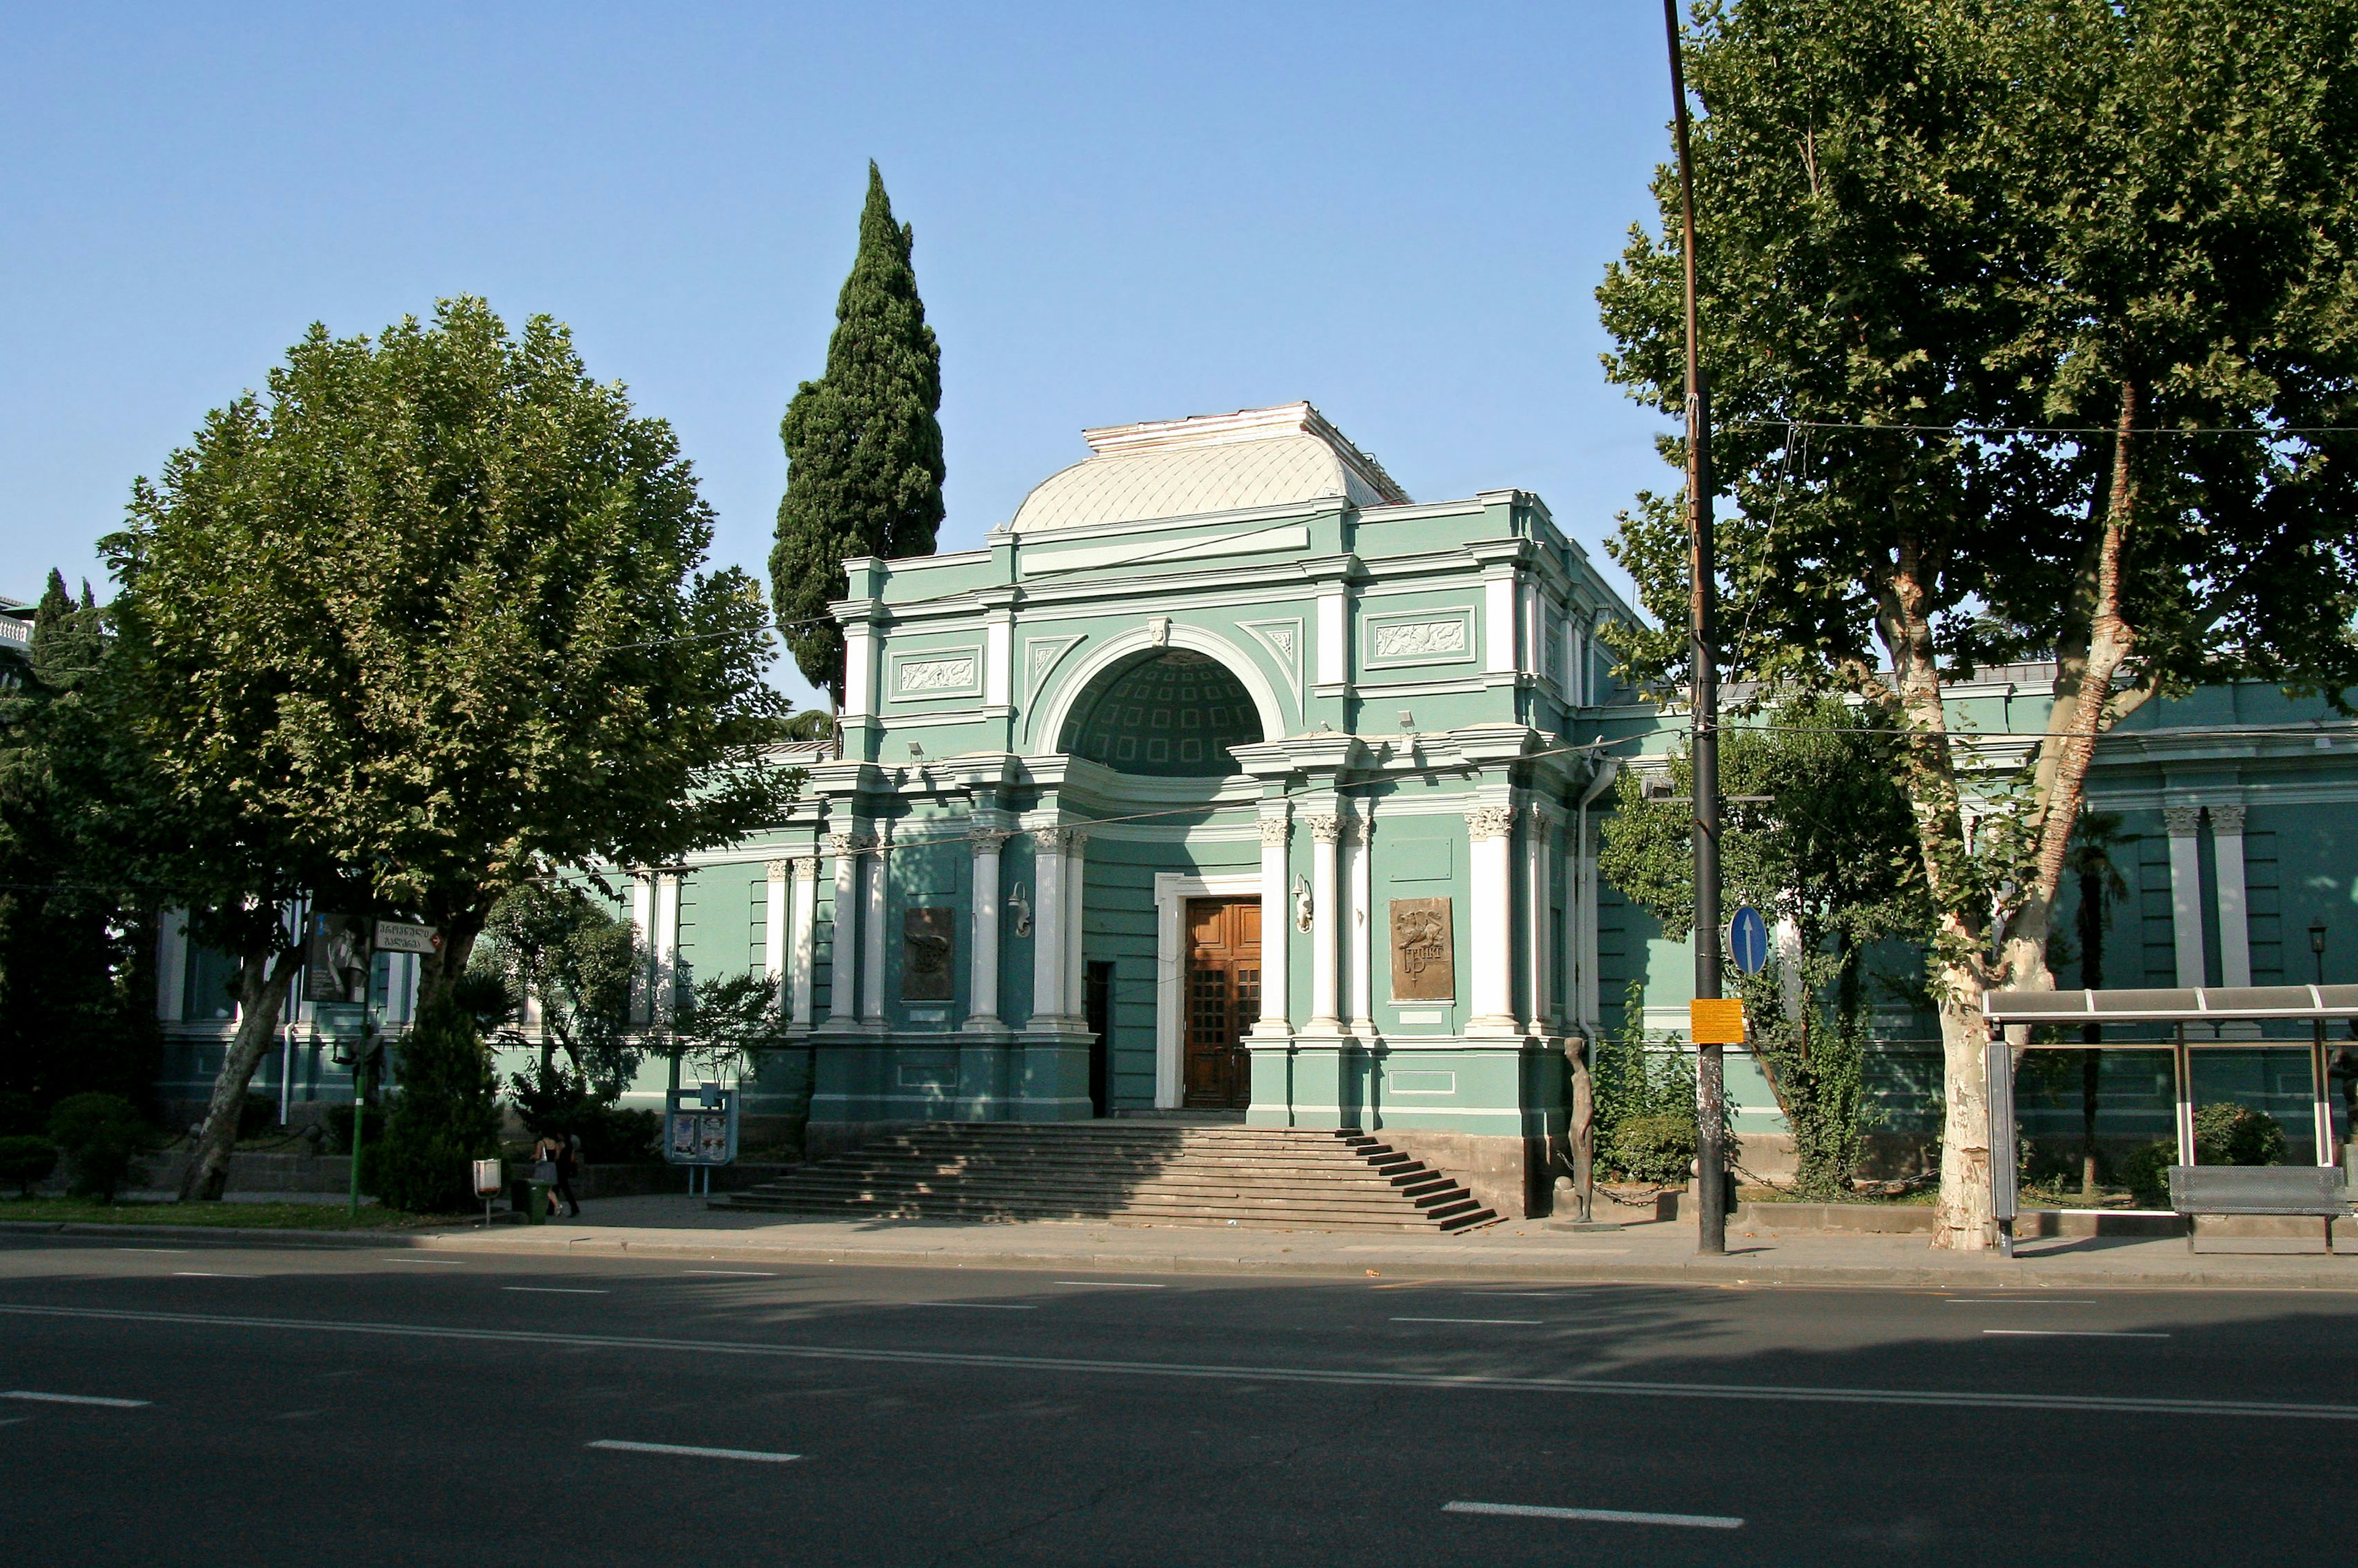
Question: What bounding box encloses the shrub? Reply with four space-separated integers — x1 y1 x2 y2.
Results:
322 1104 384 1156
2193 1102 2287 1168
0 1135 59 1196
1604 1112 1698 1185
374 1000 504 1213
2119 1139 2177 1206
238 1091 278 1140
509 1068 660 1163
0 1090 41 1137
47 1093 151 1200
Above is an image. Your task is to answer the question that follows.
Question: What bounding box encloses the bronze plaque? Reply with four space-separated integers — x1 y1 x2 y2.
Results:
1388 897 1455 1001
901 907 956 1001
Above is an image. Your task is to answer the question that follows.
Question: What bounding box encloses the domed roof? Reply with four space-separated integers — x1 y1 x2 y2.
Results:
1008 403 1409 535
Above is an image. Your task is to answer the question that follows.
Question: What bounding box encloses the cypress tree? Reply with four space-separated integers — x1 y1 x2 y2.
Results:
770 163 945 703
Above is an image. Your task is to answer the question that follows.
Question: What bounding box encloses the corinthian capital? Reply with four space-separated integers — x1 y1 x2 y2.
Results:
1258 817 1290 847
2163 805 2203 838
2209 803 2247 835
1463 805 1516 841
1307 813 1342 845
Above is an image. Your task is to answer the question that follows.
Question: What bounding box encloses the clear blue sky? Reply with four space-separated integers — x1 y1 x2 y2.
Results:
0 2 1680 708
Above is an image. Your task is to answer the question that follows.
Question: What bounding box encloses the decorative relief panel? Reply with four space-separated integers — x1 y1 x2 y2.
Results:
895 653 980 697
900 907 956 1001
1364 607 1477 669
1388 897 1455 1001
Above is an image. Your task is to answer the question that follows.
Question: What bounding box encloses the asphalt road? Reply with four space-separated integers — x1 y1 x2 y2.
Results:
1 1235 2352 1566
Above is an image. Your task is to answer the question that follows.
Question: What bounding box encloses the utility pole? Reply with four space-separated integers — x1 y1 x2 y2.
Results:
1663 0 1727 1254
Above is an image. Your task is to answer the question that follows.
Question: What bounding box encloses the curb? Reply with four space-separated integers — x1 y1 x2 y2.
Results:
9 1218 2358 1292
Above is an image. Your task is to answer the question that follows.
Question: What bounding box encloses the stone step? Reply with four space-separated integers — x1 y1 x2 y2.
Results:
717 1190 1496 1230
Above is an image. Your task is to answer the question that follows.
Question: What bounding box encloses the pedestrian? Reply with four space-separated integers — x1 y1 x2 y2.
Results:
554 1130 583 1218
531 1133 561 1222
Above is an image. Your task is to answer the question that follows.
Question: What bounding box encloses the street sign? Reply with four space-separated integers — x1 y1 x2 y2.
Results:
1689 996 1747 1044
374 919 440 955
1729 905 1770 976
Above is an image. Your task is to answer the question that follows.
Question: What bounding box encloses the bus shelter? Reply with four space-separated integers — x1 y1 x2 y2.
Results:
1980 985 2358 1256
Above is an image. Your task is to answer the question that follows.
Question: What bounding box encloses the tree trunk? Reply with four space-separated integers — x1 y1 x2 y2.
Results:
1999 384 2144 1002
1873 541 1996 1250
177 948 302 1201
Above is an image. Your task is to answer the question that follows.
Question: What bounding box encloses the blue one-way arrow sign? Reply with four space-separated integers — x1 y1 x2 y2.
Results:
1729 905 1770 976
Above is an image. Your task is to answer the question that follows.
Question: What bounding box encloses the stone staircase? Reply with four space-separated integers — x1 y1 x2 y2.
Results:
714 1122 1500 1232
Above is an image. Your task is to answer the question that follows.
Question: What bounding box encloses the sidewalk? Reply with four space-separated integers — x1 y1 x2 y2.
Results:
14 1193 2358 1291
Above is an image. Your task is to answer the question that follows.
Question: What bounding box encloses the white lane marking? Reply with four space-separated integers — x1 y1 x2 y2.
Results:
172 1272 254 1278
682 1270 776 1278
9 1303 2345 1421
588 1439 800 1464
389 1258 466 1265
4 1389 150 1408
1394 1316 1543 1326
504 1287 609 1295
1053 1281 1164 1289
906 1302 1037 1311
1945 1298 2095 1305
112 1248 188 1254
1983 1329 2170 1340
1446 1500 1742 1529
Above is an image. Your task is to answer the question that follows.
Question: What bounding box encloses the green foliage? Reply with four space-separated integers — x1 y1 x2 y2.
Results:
507 1073 660 1164
474 883 644 1097
1739 963 1871 1198
771 164 946 701
0 1092 37 1136
0 570 161 1116
0 1135 60 1195
373 1001 503 1213
236 1091 278 1140
1603 1113 1698 1186
46 1092 151 1200
2119 1139 2176 1206
101 295 798 993
322 1103 383 1157
2193 1102 2287 1168
670 971 793 1082
779 709 835 743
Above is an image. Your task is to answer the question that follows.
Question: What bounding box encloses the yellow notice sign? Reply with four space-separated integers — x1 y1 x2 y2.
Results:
1689 997 1747 1044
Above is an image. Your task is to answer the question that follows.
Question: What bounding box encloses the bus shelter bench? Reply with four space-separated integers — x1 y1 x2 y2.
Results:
2169 1166 2349 1255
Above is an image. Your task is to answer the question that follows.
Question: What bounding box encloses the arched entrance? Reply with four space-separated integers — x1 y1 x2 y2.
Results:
1054 646 1267 1111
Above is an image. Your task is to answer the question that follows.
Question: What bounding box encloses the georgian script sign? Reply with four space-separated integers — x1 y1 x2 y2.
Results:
901 907 956 1001
1388 897 1455 1001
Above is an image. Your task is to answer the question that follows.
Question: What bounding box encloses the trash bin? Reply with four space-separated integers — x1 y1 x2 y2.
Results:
508 1176 552 1223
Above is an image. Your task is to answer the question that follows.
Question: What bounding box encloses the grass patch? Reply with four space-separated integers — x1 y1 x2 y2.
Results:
0 1196 465 1230
1738 1186 1940 1206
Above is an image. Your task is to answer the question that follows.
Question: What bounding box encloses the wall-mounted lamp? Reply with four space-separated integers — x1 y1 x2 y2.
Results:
1007 882 1033 939
2312 917 2329 984
907 740 925 759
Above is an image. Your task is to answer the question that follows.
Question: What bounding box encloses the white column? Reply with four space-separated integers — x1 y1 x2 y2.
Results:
1525 803 1555 1033
1030 828 1068 1028
967 829 1007 1030
1566 621 1585 705
2165 805 2206 987
827 833 860 1025
1063 831 1089 1019
860 833 888 1025
1466 804 1517 1032
1307 813 1342 1031
788 856 819 1027
763 860 789 984
2211 804 2253 988
1518 580 1541 673
629 872 655 1022
1254 813 1292 1035
157 907 189 1023
1346 802 1374 1034
1484 573 1517 675
653 872 682 1020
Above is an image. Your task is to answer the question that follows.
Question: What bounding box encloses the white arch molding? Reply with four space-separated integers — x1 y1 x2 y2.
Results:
1028 622 1293 757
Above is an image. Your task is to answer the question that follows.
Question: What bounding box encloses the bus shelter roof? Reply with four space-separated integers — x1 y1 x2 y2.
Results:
1983 984 2358 1028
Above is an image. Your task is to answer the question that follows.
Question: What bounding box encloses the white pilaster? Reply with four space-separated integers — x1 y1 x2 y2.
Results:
1030 828 1068 1028
1524 802 1556 1032
1346 802 1374 1034
860 832 888 1025
843 625 876 718
1518 580 1541 673
967 829 1008 1030
1570 622 1587 705
1484 573 1517 675
984 614 1012 709
2212 803 2252 988
788 856 818 1027
629 872 655 1022
1064 831 1090 1019
1254 813 1292 1035
2165 805 2206 987
1466 805 1518 1032
763 860 789 984
157 907 189 1023
827 833 860 1025
1306 813 1342 1031
1315 588 1347 688
653 871 681 1020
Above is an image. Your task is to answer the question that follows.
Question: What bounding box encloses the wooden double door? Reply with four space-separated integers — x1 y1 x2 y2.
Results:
1183 898 1259 1109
